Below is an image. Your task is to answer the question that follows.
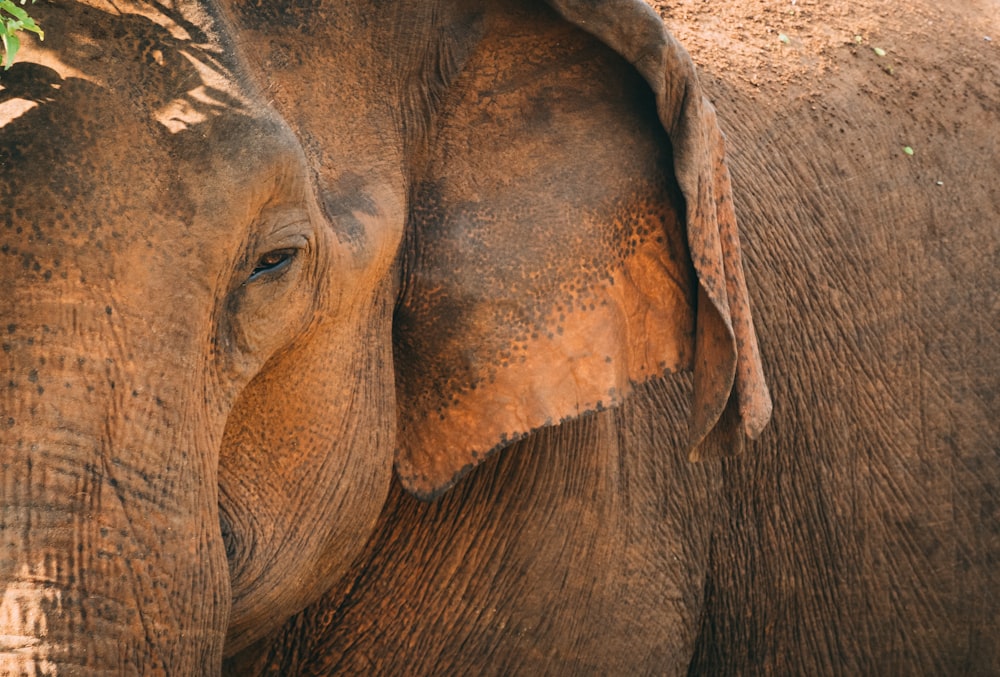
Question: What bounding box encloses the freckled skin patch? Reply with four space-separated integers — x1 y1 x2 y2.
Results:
393 6 706 496
0 8 242 668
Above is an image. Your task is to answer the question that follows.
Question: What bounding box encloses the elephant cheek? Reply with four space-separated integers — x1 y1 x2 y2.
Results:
218 288 397 654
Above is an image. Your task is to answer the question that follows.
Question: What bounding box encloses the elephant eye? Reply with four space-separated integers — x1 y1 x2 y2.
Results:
247 248 297 283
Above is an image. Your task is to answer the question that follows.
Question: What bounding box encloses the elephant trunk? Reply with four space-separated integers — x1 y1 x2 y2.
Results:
1 443 142 673
0 330 231 674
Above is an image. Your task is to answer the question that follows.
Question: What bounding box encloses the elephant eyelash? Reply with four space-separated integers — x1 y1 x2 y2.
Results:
246 248 297 284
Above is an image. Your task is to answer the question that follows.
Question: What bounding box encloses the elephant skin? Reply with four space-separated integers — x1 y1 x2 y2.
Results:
1 0 997 675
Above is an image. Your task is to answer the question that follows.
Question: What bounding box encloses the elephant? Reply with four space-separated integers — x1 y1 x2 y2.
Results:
1 0 996 675
219 1 1000 675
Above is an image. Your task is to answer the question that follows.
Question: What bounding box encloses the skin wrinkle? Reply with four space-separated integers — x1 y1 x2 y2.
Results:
258 361 356 573
678 0 999 665
4 334 214 669
207 37 406 650
240 376 711 675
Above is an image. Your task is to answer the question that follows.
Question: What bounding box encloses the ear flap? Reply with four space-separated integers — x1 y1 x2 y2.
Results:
547 0 772 453
394 0 771 499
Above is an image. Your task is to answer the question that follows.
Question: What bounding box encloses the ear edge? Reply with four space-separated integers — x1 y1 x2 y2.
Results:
550 0 773 457
397 375 676 501
395 0 771 499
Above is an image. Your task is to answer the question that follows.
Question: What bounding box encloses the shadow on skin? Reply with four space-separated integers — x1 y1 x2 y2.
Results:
0 2 245 135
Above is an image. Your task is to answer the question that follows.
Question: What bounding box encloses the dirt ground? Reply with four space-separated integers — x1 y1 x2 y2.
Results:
649 0 997 97
647 0 999 166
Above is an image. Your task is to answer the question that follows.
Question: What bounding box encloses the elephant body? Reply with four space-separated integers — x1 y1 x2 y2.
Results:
1 0 996 674
684 5 1000 670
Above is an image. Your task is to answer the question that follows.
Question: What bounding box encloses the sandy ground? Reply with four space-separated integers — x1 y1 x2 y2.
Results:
649 0 998 101
646 0 999 218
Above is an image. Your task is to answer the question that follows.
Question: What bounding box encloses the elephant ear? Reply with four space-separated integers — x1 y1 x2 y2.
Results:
394 0 771 499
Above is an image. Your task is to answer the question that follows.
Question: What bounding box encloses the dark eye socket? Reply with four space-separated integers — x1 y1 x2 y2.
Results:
247 248 297 283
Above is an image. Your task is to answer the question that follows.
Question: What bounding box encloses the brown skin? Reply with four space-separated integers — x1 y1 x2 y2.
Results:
218 2 759 674
3 0 996 676
225 0 999 675
675 1 1000 672
215 3 769 671
1 0 401 672
2 0 761 672
228 377 723 675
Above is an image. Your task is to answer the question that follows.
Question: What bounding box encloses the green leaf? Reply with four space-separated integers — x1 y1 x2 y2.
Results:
0 0 41 70
22 19 41 39
779 33 790 44
9 8 41 38
873 47 887 57
5 9 42 38
3 1 31 23
903 146 914 156
1 29 19 69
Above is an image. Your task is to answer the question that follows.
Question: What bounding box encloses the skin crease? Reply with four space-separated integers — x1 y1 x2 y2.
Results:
1 1 996 676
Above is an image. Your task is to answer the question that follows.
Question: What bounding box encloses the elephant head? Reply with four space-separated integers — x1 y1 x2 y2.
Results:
1 1 400 671
0 0 769 672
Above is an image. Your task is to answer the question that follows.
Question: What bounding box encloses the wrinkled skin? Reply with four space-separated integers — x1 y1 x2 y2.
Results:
2 0 761 672
222 1 999 675
1 0 996 676
0 0 402 671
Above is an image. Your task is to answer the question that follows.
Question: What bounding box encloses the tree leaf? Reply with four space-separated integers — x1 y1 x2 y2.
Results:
0 0 41 70
1 29 19 69
3 1 30 23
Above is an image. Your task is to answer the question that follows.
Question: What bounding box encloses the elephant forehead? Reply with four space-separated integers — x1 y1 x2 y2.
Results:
0 0 311 177
2 92 303 272
0 0 312 284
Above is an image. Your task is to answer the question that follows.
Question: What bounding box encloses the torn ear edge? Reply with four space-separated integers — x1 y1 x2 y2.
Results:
550 0 772 458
